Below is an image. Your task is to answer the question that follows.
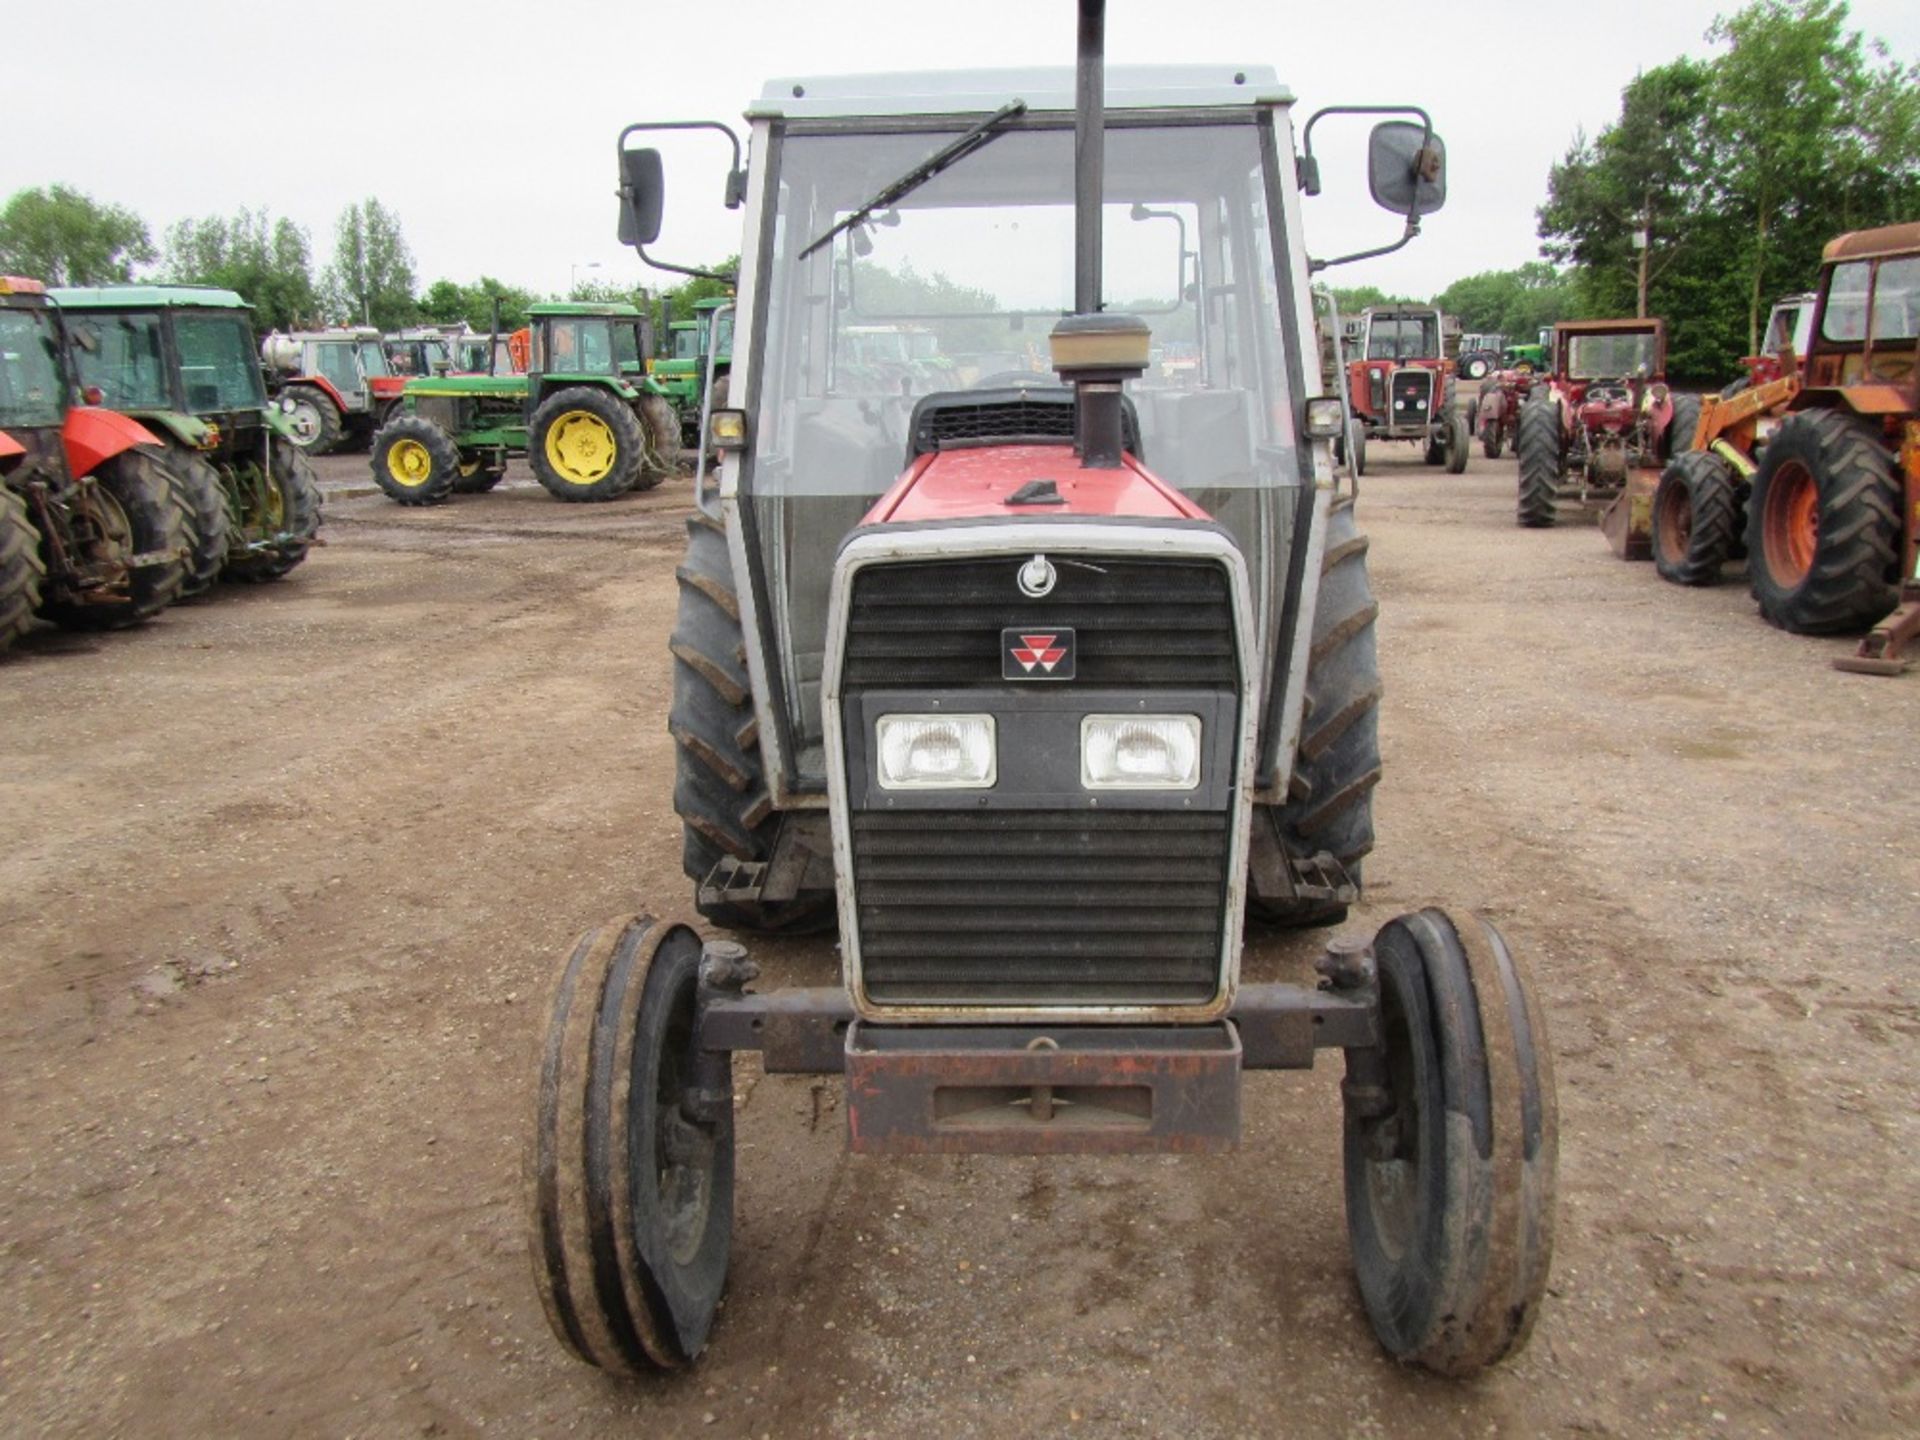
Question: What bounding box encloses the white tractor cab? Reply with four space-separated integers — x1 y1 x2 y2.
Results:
526 3 1557 1380
260 326 391 453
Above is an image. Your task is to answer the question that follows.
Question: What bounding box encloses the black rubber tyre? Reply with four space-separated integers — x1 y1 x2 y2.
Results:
225 440 321 583
371 415 459 506
1664 392 1702 462
0 485 47 655
1423 429 1446 466
633 393 681 493
39 448 187 630
528 915 733 1373
1345 909 1558 1376
452 454 507 494
1248 497 1380 928
1463 354 1491 380
1480 418 1504 461
280 384 343 455
670 511 834 932
530 386 645 502
1745 410 1902 634
1515 397 1562 528
1444 412 1469 474
1652 450 1741 587
162 449 229 598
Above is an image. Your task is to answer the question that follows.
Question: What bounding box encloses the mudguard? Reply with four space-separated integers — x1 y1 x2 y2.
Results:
133 409 214 450
285 374 349 412
62 407 162 479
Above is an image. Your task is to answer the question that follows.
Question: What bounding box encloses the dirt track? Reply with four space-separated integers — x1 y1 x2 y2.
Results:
1 450 1915 1438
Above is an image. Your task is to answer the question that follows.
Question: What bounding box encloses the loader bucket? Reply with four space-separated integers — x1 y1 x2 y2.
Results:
1601 469 1658 561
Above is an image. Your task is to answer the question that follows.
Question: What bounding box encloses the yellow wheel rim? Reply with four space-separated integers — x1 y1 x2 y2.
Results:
544 411 618 485
386 438 434 487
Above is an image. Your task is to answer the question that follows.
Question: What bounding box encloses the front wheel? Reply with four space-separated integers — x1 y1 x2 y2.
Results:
225 440 321 582
528 915 733 1372
1480 419 1504 461
1745 410 1901 633
279 385 343 454
1444 412 1469 474
163 450 230 598
530 386 646 501
1345 909 1558 1375
1652 450 1741 587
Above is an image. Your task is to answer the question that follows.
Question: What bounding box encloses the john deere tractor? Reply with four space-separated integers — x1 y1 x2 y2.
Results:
53 286 323 586
369 301 679 504
652 295 733 445
1 275 192 654
522 2 1559 1382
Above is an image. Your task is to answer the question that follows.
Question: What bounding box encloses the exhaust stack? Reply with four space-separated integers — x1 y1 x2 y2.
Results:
1054 0 1146 469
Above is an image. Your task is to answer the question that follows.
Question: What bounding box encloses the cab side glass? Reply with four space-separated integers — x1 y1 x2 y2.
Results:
619 148 666 248
1368 122 1446 217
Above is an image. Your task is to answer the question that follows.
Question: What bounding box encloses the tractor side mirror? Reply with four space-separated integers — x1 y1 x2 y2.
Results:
1368 121 1446 216
618 148 666 248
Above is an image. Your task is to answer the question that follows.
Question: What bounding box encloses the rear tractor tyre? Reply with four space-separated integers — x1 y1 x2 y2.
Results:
1664 392 1702 463
279 385 343 455
1745 410 1901 634
1248 497 1379 929
372 415 459 506
39 448 188 630
1444 412 1469 475
670 511 834 933
632 393 681 493
1515 398 1562 528
1345 909 1558 1376
528 915 733 1373
0 486 47 655
225 440 322 583
1651 450 1740 587
531 386 645 502
162 449 230 598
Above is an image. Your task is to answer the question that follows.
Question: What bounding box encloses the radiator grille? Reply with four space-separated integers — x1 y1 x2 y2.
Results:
1390 368 1434 423
908 387 1141 456
843 557 1236 690
852 809 1230 1005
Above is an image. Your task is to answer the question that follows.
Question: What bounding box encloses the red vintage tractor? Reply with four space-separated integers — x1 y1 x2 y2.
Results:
1 276 192 655
1344 304 1468 472
1514 317 1699 531
1470 358 1544 460
522 6 1559 1382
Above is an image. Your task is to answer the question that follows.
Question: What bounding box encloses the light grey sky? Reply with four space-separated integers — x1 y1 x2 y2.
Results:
6 0 1916 302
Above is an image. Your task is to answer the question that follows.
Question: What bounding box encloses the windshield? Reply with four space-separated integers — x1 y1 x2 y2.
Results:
357 341 390 377
1565 332 1657 379
0 307 65 427
542 318 617 374
672 326 700 361
68 312 170 410
315 342 364 395
749 116 1299 780
176 313 266 412
1365 315 1439 360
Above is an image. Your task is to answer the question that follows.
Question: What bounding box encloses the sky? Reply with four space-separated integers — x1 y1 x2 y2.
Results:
5 0 1917 303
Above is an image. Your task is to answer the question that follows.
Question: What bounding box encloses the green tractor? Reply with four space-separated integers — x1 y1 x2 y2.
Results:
369 300 679 504
53 286 323 586
650 295 732 445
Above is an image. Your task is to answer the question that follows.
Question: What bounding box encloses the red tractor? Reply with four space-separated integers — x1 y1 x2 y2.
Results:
260 326 392 454
1 276 192 655
1470 357 1544 460
522 6 1559 1383
1343 304 1468 473
1514 317 1699 531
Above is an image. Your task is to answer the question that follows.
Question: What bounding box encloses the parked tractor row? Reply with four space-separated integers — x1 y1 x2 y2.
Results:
1 276 319 659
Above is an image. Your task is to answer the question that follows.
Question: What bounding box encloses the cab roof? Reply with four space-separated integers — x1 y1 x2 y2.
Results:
1823 222 1920 263
53 284 250 310
529 301 643 318
751 65 1290 120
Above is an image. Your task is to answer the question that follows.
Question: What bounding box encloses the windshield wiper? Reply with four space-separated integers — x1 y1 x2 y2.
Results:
799 100 1027 260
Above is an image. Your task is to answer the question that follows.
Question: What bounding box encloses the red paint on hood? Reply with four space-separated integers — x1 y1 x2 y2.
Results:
863 444 1208 525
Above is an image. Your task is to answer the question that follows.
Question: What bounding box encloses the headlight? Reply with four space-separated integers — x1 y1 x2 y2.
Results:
1081 714 1202 790
876 714 995 789
1305 396 1345 438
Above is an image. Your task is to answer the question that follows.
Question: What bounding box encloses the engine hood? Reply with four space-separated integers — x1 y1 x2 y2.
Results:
862 443 1208 525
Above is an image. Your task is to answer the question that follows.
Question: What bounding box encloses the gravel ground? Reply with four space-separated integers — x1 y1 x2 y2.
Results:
0 447 1914 1437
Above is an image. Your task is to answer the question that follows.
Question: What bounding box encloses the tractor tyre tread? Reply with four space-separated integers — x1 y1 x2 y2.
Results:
283 384 344 455
40 448 187 629
163 449 230 598
1652 450 1740 586
1516 397 1561 528
225 440 322 582
0 485 47 654
530 386 646 502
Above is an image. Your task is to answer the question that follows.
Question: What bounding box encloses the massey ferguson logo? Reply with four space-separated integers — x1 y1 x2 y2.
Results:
1002 627 1075 680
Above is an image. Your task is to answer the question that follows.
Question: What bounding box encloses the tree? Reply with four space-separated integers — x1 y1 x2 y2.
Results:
1706 0 1920 351
0 185 155 285
1434 263 1577 341
321 199 416 328
418 276 540 332
163 209 318 330
1328 285 1418 317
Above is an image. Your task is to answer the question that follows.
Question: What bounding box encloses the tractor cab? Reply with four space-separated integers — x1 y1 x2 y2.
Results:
384 328 457 378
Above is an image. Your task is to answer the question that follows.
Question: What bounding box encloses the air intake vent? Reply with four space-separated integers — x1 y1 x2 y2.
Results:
908 386 1142 459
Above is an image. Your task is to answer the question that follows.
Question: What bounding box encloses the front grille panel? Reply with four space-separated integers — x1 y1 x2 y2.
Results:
1390 368 1434 423
844 557 1236 689
852 810 1230 1005
908 387 1142 456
